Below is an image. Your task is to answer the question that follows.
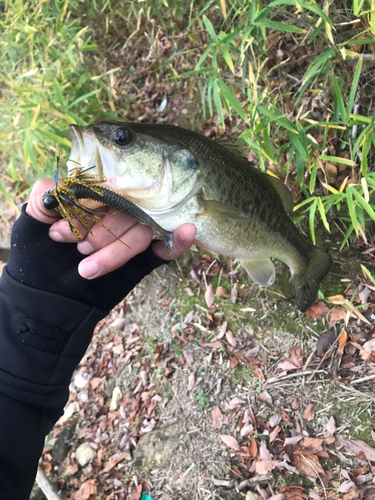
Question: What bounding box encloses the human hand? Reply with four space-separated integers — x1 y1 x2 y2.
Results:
27 179 196 279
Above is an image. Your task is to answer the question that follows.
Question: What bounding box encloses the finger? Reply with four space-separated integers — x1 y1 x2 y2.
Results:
152 223 197 261
76 211 139 255
26 179 61 224
49 206 110 243
78 223 153 279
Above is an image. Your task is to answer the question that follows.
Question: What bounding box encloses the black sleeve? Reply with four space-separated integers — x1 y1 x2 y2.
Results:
0 207 168 499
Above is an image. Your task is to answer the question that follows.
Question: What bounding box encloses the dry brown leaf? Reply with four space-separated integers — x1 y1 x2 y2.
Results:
216 285 230 298
231 286 238 304
219 434 240 451
326 416 336 435
330 307 347 327
212 407 224 429
255 459 279 474
305 301 329 320
361 339 375 360
344 439 375 461
299 437 323 450
71 479 97 500
338 331 348 346
339 481 356 493
226 330 237 348
287 346 303 368
303 404 315 421
205 284 214 308
293 451 325 478
183 351 194 366
279 485 308 500
248 435 258 457
240 424 254 437
343 487 360 500
101 452 128 474
258 391 273 406
316 330 336 357
278 361 298 371
270 425 281 442
259 440 272 460
226 397 246 409
290 397 300 410
187 372 195 391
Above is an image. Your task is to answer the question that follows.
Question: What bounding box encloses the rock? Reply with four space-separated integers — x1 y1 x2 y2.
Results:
76 442 95 467
133 421 189 471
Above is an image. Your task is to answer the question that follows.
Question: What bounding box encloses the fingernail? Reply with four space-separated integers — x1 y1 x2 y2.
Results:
49 230 64 242
79 260 100 279
77 240 95 255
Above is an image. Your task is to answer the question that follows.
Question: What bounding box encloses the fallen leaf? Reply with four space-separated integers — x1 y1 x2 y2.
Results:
343 487 360 500
284 435 303 445
269 414 281 428
226 397 246 410
326 416 336 435
279 486 307 500
219 434 240 451
258 391 273 406
344 439 375 461
248 435 258 457
212 407 224 429
305 301 329 320
339 481 356 494
216 285 230 298
278 361 298 371
217 321 227 339
361 339 375 360
270 425 281 442
330 307 347 327
287 346 303 368
205 284 214 308
226 330 237 348
183 351 194 365
293 451 325 478
101 452 128 473
109 386 122 411
231 287 238 304
299 437 323 450
255 459 279 474
240 424 254 437
187 372 195 391
290 397 300 410
316 330 336 357
259 440 272 460
303 404 315 421
71 479 97 500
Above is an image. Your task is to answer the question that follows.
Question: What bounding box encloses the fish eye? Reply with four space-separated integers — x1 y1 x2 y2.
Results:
113 128 133 148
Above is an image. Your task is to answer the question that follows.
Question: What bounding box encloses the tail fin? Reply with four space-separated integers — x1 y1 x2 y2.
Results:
292 247 332 312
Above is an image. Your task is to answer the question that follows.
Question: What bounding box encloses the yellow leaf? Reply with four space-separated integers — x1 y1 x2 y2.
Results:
321 182 339 194
220 0 227 18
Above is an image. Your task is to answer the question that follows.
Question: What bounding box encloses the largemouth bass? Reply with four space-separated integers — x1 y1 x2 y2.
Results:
67 121 332 312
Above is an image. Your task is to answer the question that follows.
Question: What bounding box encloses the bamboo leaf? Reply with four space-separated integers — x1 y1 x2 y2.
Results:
319 155 355 166
309 198 318 244
217 80 246 120
347 58 363 118
317 197 330 232
346 187 359 234
213 80 224 126
203 15 218 42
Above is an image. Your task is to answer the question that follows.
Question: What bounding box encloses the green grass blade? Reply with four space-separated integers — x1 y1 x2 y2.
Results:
346 187 359 234
217 79 247 120
213 80 224 126
309 198 318 244
347 57 363 118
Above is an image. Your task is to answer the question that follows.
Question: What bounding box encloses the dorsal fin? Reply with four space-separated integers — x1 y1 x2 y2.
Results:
263 172 294 216
214 137 246 160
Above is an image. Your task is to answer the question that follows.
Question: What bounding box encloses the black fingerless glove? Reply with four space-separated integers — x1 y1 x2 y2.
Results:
7 205 167 310
0 206 168 500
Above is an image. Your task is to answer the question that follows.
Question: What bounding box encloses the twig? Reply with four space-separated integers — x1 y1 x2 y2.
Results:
36 466 63 500
175 463 195 485
267 370 326 385
349 374 375 385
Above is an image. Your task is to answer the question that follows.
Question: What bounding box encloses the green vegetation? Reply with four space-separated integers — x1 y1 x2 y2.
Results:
1 0 375 248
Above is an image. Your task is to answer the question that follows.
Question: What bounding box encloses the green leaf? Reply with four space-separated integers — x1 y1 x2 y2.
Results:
291 134 309 162
303 47 335 83
258 105 298 133
254 9 303 33
340 223 354 250
217 80 247 120
309 158 318 193
318 155 355 166
203 15 218 43
346 187 359 234
351 186 375 220
36 128 71 146
333 75 347 123
317 197 330 232
221 47 234 73
309 198 318 244
213 80 224 126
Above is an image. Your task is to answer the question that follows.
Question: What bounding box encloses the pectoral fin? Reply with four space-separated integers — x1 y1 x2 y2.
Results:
199 199 248 219
240 258 275 287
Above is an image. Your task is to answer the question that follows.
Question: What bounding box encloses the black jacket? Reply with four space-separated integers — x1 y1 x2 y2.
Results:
0 207 167 499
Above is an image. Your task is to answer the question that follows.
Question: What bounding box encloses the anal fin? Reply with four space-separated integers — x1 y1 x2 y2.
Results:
240 258 275 288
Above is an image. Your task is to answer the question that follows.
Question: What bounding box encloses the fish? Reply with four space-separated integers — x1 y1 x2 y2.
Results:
66 120 332 312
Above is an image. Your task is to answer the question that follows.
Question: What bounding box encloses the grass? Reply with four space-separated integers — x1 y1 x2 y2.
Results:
1 0 375 247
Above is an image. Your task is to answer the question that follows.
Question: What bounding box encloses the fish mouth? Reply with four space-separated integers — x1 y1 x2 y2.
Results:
67 125 105 176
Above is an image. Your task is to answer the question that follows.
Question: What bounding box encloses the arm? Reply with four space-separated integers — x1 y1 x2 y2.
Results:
0 179 196 499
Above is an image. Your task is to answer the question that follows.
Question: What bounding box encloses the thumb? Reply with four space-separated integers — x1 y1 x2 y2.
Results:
152 223 197 261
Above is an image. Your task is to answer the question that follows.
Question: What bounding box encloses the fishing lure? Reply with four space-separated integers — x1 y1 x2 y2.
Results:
42 159 173 253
